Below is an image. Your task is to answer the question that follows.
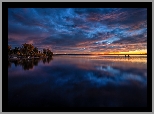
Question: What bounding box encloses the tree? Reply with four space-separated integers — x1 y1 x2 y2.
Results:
46 49 53 57
43 49 47 55
8 45 11 51
8 43 53 58
22 43 34 57
8 45 11 55
13 47 20 54
33 47 38 54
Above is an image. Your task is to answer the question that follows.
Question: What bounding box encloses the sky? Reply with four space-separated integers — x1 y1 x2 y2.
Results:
8 8 147 54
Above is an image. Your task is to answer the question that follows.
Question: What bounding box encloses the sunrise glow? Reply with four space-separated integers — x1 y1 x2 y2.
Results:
8 8 147 55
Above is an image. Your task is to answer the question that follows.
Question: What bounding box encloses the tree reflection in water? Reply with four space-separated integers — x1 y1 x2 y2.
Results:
42 57 53 64
8 57 53 70
8 56 147 107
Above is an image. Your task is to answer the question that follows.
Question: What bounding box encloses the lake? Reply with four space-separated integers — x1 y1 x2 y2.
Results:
8 55 147 107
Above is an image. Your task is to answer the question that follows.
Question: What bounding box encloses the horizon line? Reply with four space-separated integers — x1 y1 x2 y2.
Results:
53 54 147 55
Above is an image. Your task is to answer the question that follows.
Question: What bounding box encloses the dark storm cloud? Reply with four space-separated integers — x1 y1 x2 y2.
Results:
8 8 147 53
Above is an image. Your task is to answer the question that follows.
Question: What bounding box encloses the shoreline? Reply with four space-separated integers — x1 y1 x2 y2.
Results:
8 56 52 61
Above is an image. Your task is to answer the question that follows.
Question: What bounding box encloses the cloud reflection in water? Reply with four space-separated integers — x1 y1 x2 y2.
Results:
8 56 147 107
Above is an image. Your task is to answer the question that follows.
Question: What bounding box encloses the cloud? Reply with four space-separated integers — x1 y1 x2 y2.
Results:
8 8 147 53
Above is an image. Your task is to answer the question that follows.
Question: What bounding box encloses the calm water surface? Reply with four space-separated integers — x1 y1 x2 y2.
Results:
8 55 147 107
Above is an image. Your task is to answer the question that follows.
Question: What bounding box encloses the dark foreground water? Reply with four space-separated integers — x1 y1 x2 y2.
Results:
8 55 147 107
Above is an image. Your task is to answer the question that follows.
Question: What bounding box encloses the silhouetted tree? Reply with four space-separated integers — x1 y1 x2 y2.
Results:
33 47 38 54
43 49 47 55
8 45 11 54
8 43 53 58
46 49 53 57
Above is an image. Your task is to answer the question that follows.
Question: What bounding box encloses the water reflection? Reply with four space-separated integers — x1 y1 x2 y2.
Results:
8 57 53 70
8 56 147 107
42 57 53 64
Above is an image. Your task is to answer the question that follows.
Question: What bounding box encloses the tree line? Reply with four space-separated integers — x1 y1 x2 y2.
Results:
8 43 53 58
